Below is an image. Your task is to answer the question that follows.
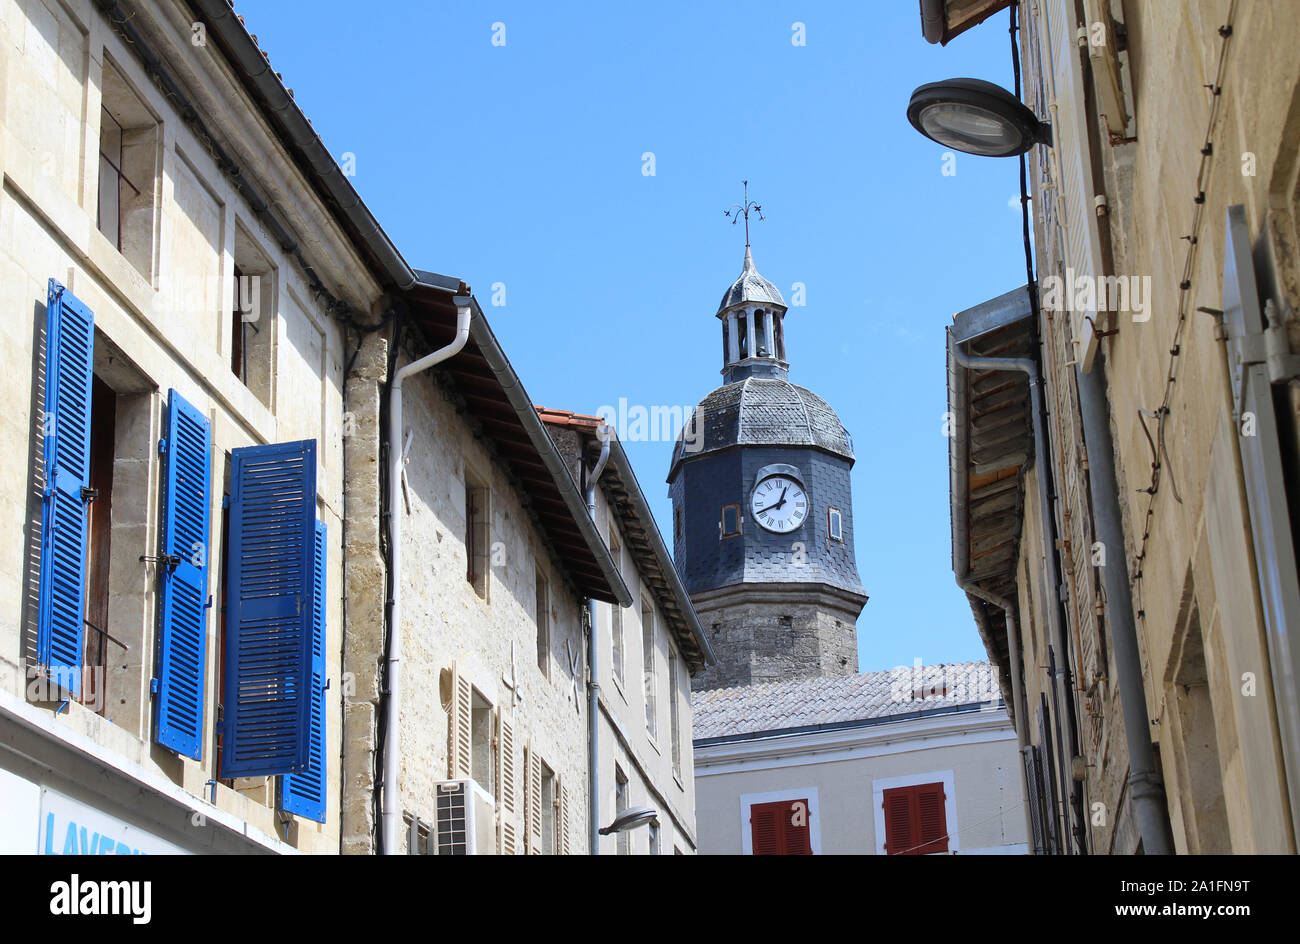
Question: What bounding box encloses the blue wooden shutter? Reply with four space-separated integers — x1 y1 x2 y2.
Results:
279 521 326 822
219 440 317 778
154 390 212 759
37 279 94 695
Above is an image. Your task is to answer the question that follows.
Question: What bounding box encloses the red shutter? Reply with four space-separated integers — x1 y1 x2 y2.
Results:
883 787 915 855
883 783 948 855
916 783 948 854
749 798 812 855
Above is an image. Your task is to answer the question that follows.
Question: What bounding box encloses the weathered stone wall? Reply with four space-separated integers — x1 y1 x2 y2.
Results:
689 585 861 691
375 360 589 853
1016 0 1300 853
590 485 699 853
0 0 379 852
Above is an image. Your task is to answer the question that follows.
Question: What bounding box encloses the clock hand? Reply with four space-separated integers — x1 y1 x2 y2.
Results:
756 488 791 515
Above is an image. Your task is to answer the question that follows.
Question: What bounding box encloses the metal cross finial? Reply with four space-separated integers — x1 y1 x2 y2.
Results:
724 179 764 248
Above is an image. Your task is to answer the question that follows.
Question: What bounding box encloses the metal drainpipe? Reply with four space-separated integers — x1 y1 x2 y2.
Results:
948 331 1083 852
1074 354 1174 855
381 298 472 855
584 428 611 854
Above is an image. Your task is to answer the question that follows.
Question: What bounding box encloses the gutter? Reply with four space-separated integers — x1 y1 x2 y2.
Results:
466 300 633 608
192 0 417 292
920 0 947 44
605 436 716 667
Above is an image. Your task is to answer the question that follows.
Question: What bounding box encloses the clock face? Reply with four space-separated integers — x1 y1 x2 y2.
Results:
750 475 809 533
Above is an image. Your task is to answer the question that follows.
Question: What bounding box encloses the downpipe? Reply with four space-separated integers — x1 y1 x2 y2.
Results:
381 298 472 854
585 427 611 854
1075 354 1174 855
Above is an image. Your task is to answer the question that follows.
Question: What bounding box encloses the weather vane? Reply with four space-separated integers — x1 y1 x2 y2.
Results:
724 180 764 248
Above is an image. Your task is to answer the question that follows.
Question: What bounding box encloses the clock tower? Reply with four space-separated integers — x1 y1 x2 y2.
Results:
669 245 868 692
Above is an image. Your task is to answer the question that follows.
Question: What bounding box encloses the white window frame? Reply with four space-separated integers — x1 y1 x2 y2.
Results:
871 769 958 855
738 786 821 855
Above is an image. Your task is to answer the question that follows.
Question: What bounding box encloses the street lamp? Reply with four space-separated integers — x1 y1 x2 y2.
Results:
599 805 657 835
907 78 1052 157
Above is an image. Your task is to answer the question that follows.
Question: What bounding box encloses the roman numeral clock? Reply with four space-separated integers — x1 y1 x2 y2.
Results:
667 226 868 693
750 467 808 534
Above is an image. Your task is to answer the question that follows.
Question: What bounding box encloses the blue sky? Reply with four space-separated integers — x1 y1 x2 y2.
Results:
243 1 1027 672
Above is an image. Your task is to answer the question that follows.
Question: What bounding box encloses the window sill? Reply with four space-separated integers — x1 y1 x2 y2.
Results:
645 734 661 756
611 674 627 703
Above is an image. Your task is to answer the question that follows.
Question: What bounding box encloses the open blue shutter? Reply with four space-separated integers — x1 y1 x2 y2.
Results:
154 390 212 758
279 521 326 822
37 279 94 695
219 440 317 778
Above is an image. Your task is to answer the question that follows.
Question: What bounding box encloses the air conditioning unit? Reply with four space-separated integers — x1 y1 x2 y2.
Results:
434 779 495 855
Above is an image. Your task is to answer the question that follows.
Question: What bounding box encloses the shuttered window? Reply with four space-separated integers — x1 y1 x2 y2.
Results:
218 440 317 778
882 783 948 855
496 707 518 854
448 665 473 780
37 280 94 695
749 798 812 855
279 521 327 822
524 746 543 854
154 390 212 758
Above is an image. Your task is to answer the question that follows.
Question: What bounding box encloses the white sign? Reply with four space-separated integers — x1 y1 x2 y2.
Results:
38 787 189 855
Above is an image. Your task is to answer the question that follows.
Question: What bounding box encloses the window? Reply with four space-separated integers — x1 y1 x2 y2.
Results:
82 376 116 716
615 766 629 855
540 761 556 855
828 507 843 541
775 314 786 360
97 58 157 277
219 439 321 790
755 309 769 356
642 599 657 739
882 783 948 855
749 798 813 855
674 507 682 543
535 568 549 676
610 528 625 687
465 471 490 599
668 647 682 775
471 688 494 796
648 819 660 855
231 228 276 407
35 284 150 735
737 314 748 358
721 503 741 538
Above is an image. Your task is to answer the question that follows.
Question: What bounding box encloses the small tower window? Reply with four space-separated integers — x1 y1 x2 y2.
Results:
775 314 786 361
737 316 748 358
722 319 730 364
721 504 741 538
755 309 769 357
828 507 843 542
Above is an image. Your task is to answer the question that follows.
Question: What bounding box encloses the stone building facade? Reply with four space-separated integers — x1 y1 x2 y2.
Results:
540 408 714 854
931 0 1300 853
1 0 660 857
670 248 867 691
0 0 365 853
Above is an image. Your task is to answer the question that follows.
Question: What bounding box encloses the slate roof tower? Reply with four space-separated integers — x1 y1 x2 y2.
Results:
670 247 868 691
